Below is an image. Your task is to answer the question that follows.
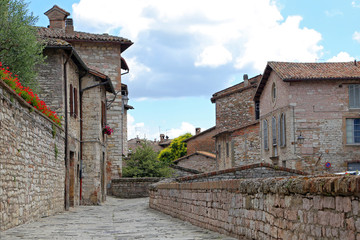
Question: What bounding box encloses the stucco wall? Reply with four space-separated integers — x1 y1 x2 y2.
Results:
0 81 65 231
150 175 360 240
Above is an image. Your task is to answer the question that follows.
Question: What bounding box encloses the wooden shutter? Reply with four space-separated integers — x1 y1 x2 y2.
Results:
74 88 78 118
101 101 106 127
70 84 73 116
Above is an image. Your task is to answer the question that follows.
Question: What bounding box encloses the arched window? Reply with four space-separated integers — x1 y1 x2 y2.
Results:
263 120 268 150
272 116 277 146
279 113 286 147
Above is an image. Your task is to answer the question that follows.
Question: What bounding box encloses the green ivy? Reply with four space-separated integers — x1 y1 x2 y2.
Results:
52 124 56 138
54 144 58 159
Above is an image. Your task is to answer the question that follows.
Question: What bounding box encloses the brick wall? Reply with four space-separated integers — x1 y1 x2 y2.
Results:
150 175 360 239
259 71 360 174
185 127 216 155
0 80 65 231
110 178 162 198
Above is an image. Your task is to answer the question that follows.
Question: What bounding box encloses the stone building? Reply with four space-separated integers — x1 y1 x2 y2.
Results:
37 38 116 205
254 61 360 174
38 5 133 189
211 74 262 170
183 127 217 155
172 151 217 173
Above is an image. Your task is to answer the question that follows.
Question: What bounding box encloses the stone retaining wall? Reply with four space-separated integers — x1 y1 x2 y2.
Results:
110 178 162 198
0 81 65 231
150 175 360 239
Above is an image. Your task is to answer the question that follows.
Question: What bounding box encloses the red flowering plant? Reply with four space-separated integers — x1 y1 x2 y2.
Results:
0 61 61 126
104 125 114 135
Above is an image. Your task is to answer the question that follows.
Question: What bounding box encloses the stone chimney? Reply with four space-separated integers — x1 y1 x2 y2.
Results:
243 74 249 87
160 134 165 142
65 18 74 34
44 5 70 30
196 127 201 135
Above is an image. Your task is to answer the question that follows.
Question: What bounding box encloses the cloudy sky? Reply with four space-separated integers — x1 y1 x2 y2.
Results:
28 0 360 140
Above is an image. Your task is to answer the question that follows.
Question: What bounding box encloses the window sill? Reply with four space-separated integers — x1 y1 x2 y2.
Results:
345 144 360 146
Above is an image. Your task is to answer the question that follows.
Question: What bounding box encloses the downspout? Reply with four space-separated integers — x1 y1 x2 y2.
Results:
64 49 73 211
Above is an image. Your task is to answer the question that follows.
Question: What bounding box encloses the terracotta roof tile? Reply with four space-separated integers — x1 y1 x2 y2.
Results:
211 74 262 103
37 27 132 44
269 61 360 81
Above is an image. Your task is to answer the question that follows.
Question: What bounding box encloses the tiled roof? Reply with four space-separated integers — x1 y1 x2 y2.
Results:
42 37 71 47
211 74 262 103
183 126 216 142
37 27 133 50
269 61 360 81
254 61 360 101
173 151 216 164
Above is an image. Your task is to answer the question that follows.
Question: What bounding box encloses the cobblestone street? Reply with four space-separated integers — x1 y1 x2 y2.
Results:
0 197 237 240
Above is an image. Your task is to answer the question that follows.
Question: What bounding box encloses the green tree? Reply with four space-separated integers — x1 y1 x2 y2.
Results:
123 142 172 178
158 133 192 164
0 0 45 91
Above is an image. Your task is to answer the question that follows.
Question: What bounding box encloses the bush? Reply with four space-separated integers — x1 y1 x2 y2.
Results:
158 133 192 164
123 142 172 178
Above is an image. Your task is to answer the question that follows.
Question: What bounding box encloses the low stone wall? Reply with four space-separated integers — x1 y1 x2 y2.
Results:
110 178 162 198
0 81 65 231
150 175 360 239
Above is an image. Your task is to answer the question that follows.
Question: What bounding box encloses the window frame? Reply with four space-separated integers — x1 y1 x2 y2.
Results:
279 113 286 147
346 118 360 145
272 116 277 146
349 84 360 109
263 120 269 150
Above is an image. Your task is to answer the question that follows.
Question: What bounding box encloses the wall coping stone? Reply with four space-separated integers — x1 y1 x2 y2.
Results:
176 163 308 182
113 177 164 183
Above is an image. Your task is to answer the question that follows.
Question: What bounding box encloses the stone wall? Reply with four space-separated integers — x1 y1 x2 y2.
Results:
150 175 360 239
110 178 162 198
174 153 217 173
71 42 125 186
0 80 65 231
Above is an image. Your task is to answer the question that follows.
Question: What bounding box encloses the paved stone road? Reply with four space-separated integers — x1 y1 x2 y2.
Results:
0 197 237 240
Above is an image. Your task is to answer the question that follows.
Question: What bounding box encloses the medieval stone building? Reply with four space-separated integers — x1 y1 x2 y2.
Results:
211 74 262 169
254 61 360 174
38 5 133 194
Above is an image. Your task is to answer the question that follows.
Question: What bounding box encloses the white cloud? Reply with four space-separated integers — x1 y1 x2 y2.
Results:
72 0 323 97
127 114 195 140
166 122 195 139
325 10 343 17
352 0 360 8
127 114 145 139
327 52 355 62
195 45 232 67
353 31 360 43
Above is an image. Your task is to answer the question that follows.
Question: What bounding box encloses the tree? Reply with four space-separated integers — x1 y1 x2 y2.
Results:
123 142 172 178
0 0 45 92
158 133 192 164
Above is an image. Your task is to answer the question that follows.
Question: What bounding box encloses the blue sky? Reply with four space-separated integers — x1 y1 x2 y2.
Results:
27 0 360 140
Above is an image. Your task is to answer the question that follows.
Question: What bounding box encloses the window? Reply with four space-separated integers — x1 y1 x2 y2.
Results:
349 85 360 109
346 118 360 144
263 120 268 150
69 84 78 118
272 116 277 146
218 144 221 158
271 83 276 102
226 142 229 157
255 101 260 120
279 113 286 147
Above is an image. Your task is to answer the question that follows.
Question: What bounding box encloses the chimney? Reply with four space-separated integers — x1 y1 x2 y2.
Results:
65 18 74 34
44 5 70 30
160 134 165 142
196 127 201 135
243 74 249 87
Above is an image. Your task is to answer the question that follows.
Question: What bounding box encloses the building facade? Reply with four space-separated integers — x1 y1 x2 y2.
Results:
38 5 133 190
211 74 262 169
254 61 360 174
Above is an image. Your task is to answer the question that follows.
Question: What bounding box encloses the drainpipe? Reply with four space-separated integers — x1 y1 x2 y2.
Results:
79 71 86 202
64 49 73 211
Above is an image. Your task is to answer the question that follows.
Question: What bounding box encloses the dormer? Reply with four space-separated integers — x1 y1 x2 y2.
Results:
44 5 70 29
